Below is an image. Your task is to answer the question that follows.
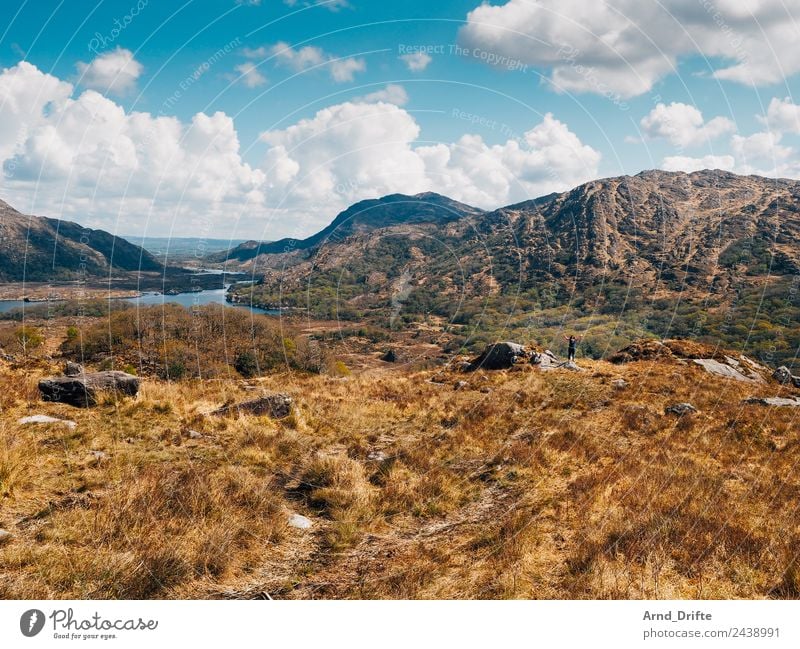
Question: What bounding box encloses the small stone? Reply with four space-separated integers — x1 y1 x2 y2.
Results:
367 451 387 462
0 529 12 545
611 378 628 389
288 514 312 530
665 402 697 416
187 429 203 439
89 450 108 462
454 380 469 390
18 414 76 430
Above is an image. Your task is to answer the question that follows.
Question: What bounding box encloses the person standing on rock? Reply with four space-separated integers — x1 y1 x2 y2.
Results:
563 334 581 362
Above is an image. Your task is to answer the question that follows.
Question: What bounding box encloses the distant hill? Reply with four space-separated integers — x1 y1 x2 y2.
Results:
210 192 485 264
227 170 800 365
124 236 250 259
0 199 161 282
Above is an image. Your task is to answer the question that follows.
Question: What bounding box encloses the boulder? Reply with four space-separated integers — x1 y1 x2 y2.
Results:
0 529 11 545
63 361 84 377
38 371 139 407
468 342 528 371
665 402 697 416
288 513 313 530
18 414 76 430
772 366 800 387
214 393 292 419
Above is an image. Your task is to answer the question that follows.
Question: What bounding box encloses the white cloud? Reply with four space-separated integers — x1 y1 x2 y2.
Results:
329 57 366 82
759 97 800 135
0 61 264 235
269 41 365 83
283 0 349 9
355 84 409 106
259 104 600 221
400 52 432 72
460 0 800 97
75 48 143 96
234 62 268 88
640 102 735 148
661 154 735 173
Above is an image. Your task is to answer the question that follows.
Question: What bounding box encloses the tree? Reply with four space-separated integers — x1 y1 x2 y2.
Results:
14 326 44 358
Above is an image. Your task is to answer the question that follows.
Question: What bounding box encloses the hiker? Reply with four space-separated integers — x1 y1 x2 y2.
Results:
563 334 582 362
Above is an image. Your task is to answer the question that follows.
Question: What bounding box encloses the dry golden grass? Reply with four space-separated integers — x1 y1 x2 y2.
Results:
1 341 799 599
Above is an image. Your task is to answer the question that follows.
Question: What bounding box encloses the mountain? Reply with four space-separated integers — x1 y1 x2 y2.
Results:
211 192 486 263
124 236 250 259
227 170 800 365
0 199 162 282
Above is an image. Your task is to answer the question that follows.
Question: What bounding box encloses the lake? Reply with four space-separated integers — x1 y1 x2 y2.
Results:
0 287 280 316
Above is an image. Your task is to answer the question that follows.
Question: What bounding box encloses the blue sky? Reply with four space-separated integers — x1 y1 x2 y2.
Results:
1 0 799 239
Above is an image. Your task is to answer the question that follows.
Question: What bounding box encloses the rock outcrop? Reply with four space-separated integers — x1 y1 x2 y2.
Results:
213 393 293 419
39 371 139 407
468 342 528 371
743 396 800 407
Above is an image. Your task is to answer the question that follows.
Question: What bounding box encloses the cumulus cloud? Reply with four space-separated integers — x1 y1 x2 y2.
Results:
234 62 268 88
0 61 263 234
640 102 735 148
759 97 800 135
459 0 800 97
269 41 365 82
259 103 600 219
75 48 143 95
661 154 735 173
355 84 409 105
400 52 432 72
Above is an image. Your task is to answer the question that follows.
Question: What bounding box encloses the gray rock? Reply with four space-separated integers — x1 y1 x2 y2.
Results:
367 450 387 462
692 358 759 383
611 378 628 389
562 360 583 371
665 402 697 416
187 429 203 439
0 529 12 545
454 380 469 390
773 366 793 384
213 393 292 419
288 514 312 530
468 342 528 371
38 371 139 407
63 361 84 377
744 396 800 407
772 366 800 387
18 414 77 430
89 450 109 462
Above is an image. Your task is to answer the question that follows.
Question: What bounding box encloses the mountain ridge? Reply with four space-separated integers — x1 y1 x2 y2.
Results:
0 198 162 282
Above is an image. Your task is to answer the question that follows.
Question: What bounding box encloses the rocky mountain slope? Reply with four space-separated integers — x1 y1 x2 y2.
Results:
0 199 161 282
226 170 800 365
212 191 485 264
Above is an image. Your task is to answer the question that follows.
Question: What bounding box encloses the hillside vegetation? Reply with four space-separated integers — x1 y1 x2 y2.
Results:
224 170 800 367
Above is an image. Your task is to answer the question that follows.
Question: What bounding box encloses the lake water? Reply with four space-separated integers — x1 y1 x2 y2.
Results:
0 287 280 316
